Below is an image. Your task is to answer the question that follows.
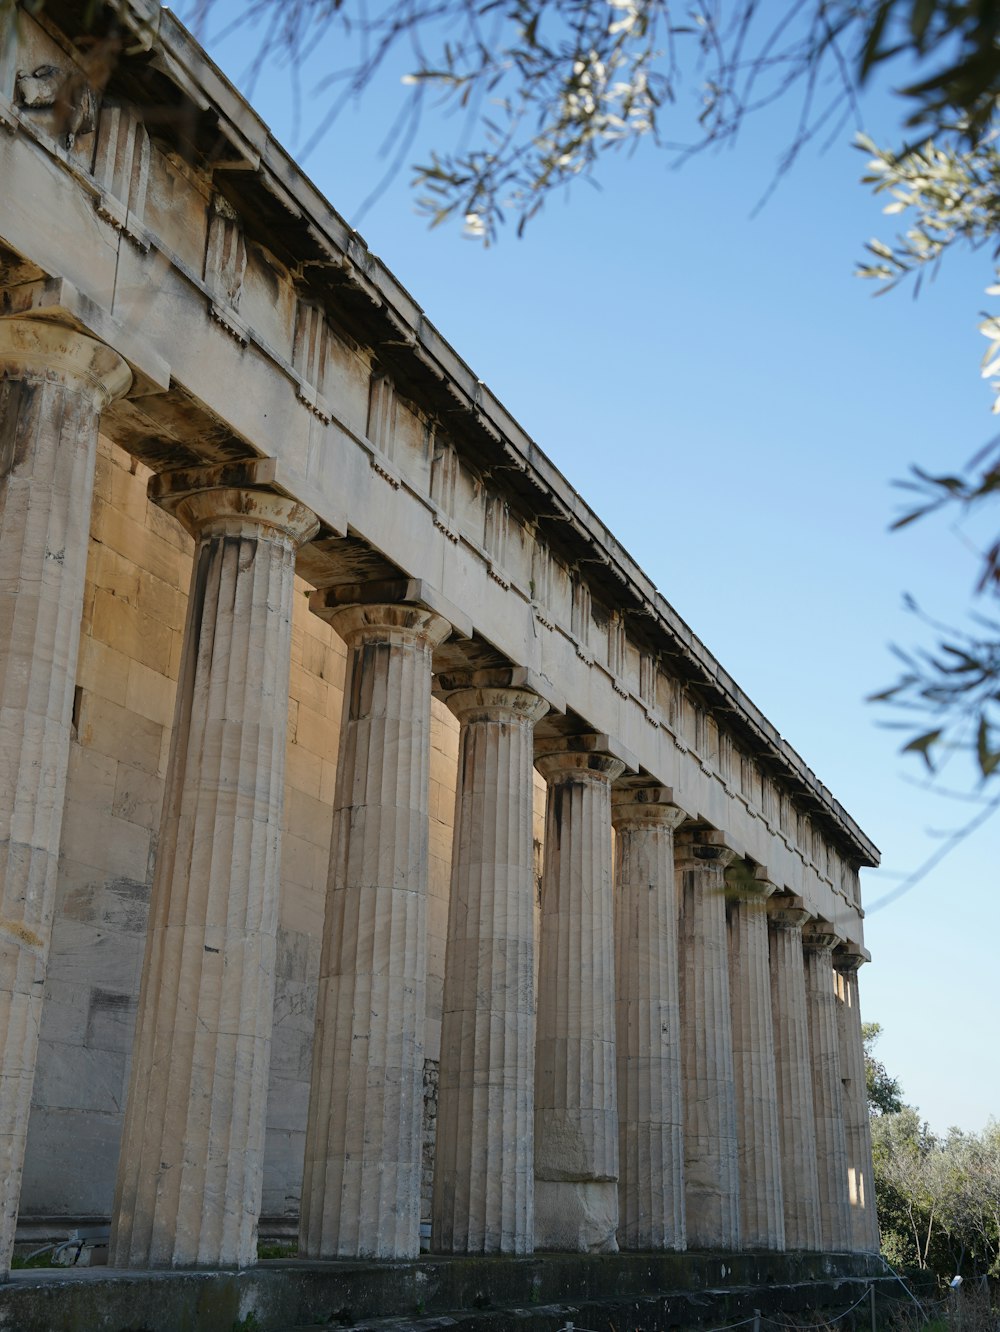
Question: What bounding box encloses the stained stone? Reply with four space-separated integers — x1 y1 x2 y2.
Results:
612 785 686 1252
110 480 318 1269
803 922 853 1253
767 896 822 1252
534 738 626 1254
675 829 741 1251
726 868 785 1251
432 683 548 1254
299 601 452 1261
0 319 130 1278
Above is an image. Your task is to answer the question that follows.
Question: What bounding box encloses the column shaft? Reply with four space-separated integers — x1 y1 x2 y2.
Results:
835 956 879 1252
803 924 853 1252
299 602 451 1260
432 684 548 1253
612 787 686 1252
676 830 740 1250
767 900 821 1250
727 874 785 1250
110 486 317 1269
0 319 130 1277
534 739 625 1253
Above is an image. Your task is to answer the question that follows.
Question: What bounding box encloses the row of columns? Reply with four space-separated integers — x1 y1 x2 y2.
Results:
0 317 877 1277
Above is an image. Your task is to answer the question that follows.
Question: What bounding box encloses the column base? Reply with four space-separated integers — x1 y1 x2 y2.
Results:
534 1180 619 1253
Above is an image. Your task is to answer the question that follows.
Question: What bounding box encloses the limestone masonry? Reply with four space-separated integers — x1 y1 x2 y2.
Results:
0 0 880 1278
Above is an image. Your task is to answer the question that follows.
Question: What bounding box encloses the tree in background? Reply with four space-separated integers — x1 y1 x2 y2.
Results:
865 1025 1000 1281
864 1021 904 1117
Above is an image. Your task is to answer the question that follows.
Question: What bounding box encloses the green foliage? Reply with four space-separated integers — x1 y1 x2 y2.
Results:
859 130 1000 788
107 0 1000 241
872 1109 1000 1280
866 1026 1000 1282
863 1022 904 1117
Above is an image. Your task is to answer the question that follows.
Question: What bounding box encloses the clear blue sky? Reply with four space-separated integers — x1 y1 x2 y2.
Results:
186 2 998 1134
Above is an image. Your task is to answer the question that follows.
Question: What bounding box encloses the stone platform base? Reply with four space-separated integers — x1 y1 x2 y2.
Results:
0 1251 895 1332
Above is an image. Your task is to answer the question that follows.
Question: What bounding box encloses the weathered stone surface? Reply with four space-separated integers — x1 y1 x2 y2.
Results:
675 828 740 1251
110 480 318 1269
726 868 784 1251
534 738 626 1254
834 947 879 1253
803 922 853 1253
0 319 130 1278
611 784 686 1252
433 683 548 1254
299 600 452 1260
767 896 822 1252
1 1 882 1272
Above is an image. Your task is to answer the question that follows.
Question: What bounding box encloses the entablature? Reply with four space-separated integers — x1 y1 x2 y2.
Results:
0 0 878 935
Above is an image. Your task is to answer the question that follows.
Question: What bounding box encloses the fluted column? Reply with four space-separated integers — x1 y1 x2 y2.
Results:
299 594 453 1260
432 675 549 1253
803 921 852 1252
675 828 740 1250
767 896 821 1251
0 318 131 1278
612 783 686 1252
110 470 318 1269
834 945 879 1253
534 735 626 1253
726 865 785 1250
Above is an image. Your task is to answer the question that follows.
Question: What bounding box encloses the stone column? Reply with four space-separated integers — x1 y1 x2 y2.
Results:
432 673 549 1253
110 468 318 1269
726 865 785 1251
0 318 131 1278
611 783 686 1252
299 591 453 1260
767 895 821 1251
533 735 626 1253
675 828 740 1250
834 945 879 1253
803 921 852 1253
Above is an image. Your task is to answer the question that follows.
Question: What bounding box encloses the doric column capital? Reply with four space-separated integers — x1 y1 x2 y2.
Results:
435 665 553 726
724 860 779 903
443 686 549 727
802 919 844 954
673 826 738 869
534 733 630 786
310 577 464 649
150 461 320 546
0 316 132 407
766 893 812 931
314 599 454 650
833 942 870 974
435 664 564 716
610 782 686 831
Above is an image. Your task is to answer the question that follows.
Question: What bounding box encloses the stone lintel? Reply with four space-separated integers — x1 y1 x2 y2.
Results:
309 577 473 639
611 781 687 829
434 664 565 715
802 920 844 954
767 894 812 931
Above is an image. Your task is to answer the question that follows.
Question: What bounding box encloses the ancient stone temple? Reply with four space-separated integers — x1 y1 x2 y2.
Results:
0 0 879 1284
